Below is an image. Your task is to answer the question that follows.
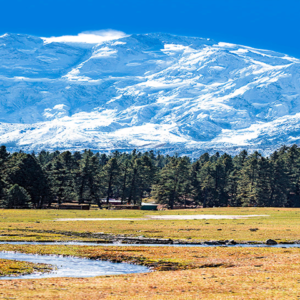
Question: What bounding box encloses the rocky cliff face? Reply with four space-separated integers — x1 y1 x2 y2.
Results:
0 32 300 156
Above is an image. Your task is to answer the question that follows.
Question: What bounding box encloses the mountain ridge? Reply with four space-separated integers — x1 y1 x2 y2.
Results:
0 32 299 157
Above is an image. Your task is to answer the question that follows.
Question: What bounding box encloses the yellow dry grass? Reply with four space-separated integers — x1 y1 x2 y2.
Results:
0 245 299 299
0 207 300 242
0 208 300 298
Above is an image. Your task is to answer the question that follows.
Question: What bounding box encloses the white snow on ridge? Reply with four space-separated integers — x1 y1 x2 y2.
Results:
0 32 300 156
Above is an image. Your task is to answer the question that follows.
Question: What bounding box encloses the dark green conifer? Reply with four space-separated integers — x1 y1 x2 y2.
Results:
152 157 190 208
77 150 102 207
236 152 259 206
268 152 289 206
5 153 50 207
0 146 9 201
102 156 120 204
190 161 202 205
1 184 31 208
45 151 78 205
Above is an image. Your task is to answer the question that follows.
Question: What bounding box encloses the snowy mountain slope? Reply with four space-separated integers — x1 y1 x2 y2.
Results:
0 32 300 156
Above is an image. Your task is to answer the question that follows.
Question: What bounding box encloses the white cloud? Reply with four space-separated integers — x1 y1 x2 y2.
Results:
42 30 127 45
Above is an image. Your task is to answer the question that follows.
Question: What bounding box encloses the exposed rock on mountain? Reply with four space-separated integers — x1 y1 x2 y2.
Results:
0 32 299 156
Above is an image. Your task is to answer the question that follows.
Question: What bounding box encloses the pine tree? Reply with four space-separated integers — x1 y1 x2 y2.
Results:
198 161 218 207
99 154 109 166
226 169 240 206
102 156 120 204
152 157 190 208
283 145 300 206
236 151 262 206
137 154 157 201
0 146 9 167
199 153 210 166
5 153 50 208
255 157 271 207
0 146 9 201
73 151 82 164
0 177 5 202
119 156 130 204
213 159 229 206
268 152 289 206
190 161 202 205
210 152 220 163
197 155 231 208
233 150 248 170
127 156 142 205
1 184 31 208
77 151 102 207
45 152 78 205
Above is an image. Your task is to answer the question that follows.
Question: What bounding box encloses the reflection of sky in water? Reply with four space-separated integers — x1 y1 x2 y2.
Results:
0 241 299 248
0 251 149 280
0 241 298 279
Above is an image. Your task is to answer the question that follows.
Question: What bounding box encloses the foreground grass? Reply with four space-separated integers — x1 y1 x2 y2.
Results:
1 208 300 242
0 244 300 299
0 258 53 277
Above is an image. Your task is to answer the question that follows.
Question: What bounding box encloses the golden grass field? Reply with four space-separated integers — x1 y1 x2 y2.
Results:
0 244 300 299
1 207 300 242
1 208 300 299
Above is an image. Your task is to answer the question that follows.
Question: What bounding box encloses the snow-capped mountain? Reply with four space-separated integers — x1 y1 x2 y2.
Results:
0 31 300 156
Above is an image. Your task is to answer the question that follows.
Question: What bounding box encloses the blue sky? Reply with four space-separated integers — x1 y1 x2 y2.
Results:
2 0 300 57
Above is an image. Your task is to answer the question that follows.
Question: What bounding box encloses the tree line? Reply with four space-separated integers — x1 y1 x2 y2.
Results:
0 145 300 209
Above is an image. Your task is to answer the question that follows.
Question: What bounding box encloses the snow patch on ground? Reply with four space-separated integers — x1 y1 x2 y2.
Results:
56 215 269 221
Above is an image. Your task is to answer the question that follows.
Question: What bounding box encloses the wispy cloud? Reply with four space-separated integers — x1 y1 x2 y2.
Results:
43 30 127 44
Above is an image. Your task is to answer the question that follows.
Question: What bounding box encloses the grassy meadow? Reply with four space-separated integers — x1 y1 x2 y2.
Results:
1 207 300 242
0 244 300 299
1 208 300 299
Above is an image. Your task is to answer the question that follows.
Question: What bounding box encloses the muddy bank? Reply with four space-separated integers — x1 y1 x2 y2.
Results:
2 228 299 246
2 235 300 247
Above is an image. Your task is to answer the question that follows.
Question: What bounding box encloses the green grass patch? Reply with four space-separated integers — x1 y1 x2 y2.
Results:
0 258 53 277
0 207 300 243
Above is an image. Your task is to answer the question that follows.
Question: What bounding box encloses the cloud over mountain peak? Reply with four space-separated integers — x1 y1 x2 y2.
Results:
42 29 127 44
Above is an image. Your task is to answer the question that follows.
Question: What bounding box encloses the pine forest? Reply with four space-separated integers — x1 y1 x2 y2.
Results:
0 145 300 209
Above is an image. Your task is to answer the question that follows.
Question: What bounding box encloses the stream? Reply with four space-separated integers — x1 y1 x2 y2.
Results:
0 241 299 280
0 248 149 280
0 241 300 247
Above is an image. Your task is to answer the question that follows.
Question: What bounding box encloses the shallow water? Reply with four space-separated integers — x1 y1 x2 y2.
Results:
0 241 299 280
0 251 149 280
0 241 300 248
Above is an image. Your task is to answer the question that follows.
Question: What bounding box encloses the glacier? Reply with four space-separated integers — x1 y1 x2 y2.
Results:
0 32 300 157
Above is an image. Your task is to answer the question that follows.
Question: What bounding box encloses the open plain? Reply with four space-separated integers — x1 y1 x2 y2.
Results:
0 207 299 243
0 208 300 299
